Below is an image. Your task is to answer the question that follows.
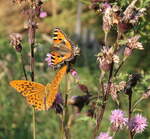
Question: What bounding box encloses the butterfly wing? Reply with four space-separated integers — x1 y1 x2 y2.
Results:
52 28 72 50
10 80 46 111
46 65 67 109
50 28 75 67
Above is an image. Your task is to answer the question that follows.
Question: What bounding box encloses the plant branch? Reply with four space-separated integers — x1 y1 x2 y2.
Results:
128 93 133 139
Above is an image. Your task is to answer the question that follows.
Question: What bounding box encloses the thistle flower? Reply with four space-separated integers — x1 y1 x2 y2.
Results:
129 114 147 134
45 53 52 67
130 8 145 24
39 11 47 18
123 6 145 24
110 109 128 130
97 47 119 71
127 35 144 50
96 132 112 139
70 69 79 80
103 81 125 100
10 33 23 52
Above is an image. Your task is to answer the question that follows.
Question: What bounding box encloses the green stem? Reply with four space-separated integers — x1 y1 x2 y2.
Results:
20 52 28 80
32 108 36 139
114 57 127 77
28 9 36 139
62 73 70 139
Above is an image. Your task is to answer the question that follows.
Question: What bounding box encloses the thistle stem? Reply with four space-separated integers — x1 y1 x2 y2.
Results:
28 7 36 139
20 52 28 80
93 62 114 138
128 93 133 139
62 73 70 139
32 108 36 139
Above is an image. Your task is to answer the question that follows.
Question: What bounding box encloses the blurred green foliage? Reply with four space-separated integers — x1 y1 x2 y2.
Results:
0 0 150 138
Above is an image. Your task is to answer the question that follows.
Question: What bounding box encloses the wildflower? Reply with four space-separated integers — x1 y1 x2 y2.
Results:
70 69 79 80
130 8 145 24
104 83 118 100
123 6 145 24
39 11 47 18
127 35 143 50
124 35 143 56
96 132 112 139
103 81 125 100
102 3 112 32
45 53 52 66
110 109 128 130
129 114 147 134
10 33 23 52
52 93 63 113
97 47 119 71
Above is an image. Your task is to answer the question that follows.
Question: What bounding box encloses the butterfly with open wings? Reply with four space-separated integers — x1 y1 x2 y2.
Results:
46 28 80 69
9 65 67 111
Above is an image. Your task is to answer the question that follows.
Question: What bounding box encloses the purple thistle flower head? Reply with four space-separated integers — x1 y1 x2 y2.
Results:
40 11 47 18
70 69 78 77
129 114 148 134
45 53 52 67
96 132 112 139
110 109 128 130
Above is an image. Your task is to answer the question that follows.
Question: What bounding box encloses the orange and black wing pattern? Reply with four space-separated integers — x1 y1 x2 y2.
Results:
9 66 67 111
47 28 80 68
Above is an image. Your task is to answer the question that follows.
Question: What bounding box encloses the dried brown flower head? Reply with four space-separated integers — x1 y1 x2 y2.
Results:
127 35 144 50
104 81 126 100
97 47 119 71
102 4 112 32
10 33 23 52
123 3 145 24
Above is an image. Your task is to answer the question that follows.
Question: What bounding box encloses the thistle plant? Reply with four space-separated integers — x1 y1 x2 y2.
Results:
8 0 150 139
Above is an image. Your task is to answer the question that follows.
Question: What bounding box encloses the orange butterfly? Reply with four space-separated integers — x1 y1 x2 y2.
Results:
9 65 67 111
47 28 80 68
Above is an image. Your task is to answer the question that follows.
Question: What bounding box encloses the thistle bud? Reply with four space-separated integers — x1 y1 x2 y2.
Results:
124 47 133 57
78 84 89 94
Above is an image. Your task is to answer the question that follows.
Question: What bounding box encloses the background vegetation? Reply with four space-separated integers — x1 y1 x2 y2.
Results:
0 0 150 138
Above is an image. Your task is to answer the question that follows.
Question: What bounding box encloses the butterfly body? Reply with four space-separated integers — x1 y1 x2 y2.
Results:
10 65 67 111
50 28 80 68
